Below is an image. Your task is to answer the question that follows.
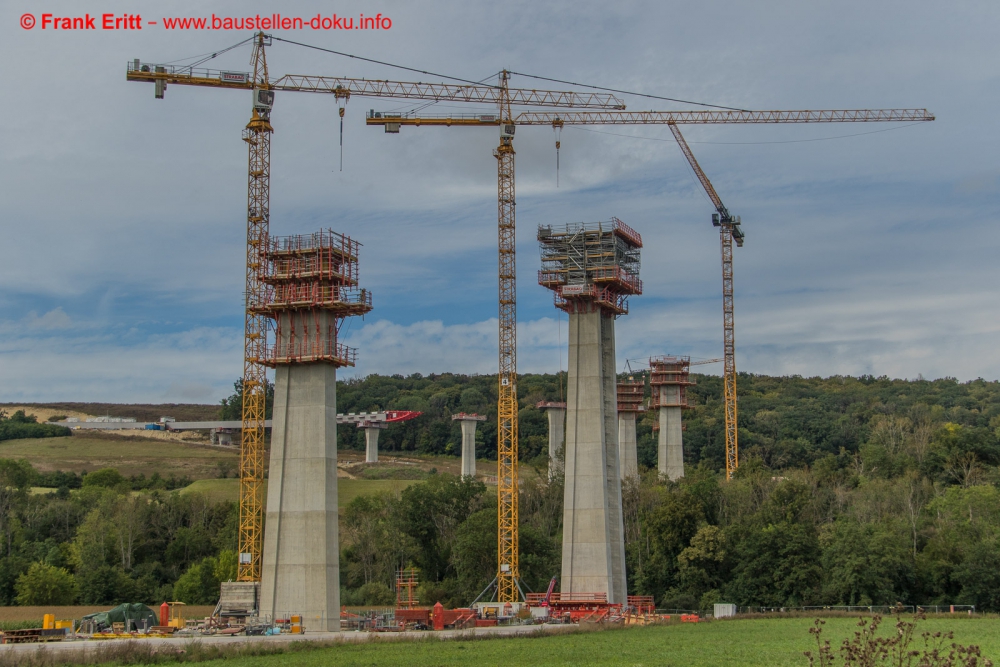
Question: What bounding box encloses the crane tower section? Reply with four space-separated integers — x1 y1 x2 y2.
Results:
238 34 274 582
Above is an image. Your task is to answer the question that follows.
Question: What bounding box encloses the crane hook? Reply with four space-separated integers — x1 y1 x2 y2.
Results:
552 120 563 188
338 105 345 172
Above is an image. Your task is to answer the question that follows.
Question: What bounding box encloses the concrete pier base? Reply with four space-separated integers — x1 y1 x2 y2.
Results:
364 427 380 463
561 308 627 604
260 364 340 632
659 406 684 481
618 412 638 480
460 420 476 478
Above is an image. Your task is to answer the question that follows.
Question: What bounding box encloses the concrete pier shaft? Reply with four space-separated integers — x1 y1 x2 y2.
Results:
364 426 380 463
659 406 684 481
460 420 477 477
537 403 567 481
618 412 638 480
260 364 340 631
561 308 627 604
451 414 485 478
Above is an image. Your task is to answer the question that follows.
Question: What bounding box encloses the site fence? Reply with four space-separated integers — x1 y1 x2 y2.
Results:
735 605 976 615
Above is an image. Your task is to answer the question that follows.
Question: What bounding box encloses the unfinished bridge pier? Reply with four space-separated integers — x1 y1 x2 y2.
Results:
538 218 642 604
255 230 372 632
617 376 645 480
537 401 567 481
650 356 693 481
452 413 486 478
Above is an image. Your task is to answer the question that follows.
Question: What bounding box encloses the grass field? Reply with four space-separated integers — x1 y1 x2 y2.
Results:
0 605 216 625
0 434 238 479
180 478 417 507
121 616 999 667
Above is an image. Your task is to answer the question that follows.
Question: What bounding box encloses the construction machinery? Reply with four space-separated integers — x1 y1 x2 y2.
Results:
366 107 934 481
126 37 623 596
668 124 741 479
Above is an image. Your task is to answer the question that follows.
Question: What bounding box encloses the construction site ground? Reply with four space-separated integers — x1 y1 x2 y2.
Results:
1 617 996 666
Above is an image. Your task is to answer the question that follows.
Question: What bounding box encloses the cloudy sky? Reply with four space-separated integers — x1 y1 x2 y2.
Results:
2 0 998 403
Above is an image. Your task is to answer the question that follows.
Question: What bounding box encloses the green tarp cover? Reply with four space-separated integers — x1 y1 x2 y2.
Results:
81 603 157 631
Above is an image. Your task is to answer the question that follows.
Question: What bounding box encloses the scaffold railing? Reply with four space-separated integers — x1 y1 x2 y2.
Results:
256 340 358 367
252 285 371 313
263 230 360 284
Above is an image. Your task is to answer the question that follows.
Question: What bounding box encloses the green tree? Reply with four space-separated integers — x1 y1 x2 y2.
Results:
219 378 274 420
819 519 913 605
214 550 237 582
173 557 221 605
77 564 137 604
677 525 727 597
14 562 77 605
356 581 395 606
82 468 126 489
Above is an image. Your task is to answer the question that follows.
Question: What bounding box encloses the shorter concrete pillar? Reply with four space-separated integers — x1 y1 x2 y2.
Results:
649 356 693 482
451 413 486 478
618 412 638 480
363 425 383 463
659 406 684 481
537 402 567 481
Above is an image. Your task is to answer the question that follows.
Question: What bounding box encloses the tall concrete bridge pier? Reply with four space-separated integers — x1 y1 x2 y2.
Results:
538 218 643 605
256 230 372 632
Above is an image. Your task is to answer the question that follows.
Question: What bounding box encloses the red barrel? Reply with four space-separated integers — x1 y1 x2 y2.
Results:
160 602 169 627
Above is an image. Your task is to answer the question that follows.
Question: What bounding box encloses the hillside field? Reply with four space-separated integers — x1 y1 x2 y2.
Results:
180 478 418 507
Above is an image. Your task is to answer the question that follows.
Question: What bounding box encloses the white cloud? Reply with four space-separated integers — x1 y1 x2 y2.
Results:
2 0 999 400
24 308 72 330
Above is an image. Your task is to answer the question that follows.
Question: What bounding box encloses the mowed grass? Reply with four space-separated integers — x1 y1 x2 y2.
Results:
0 435 237 480
149 617 1000 667
180 478 417 508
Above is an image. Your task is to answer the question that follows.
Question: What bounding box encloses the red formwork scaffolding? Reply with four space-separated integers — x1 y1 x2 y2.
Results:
617 376 645 413
537 217 643 316
396 568 420 610
250 229 372 367
649 356 695 432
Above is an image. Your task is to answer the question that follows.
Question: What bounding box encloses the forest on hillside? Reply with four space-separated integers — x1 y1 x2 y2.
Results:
331 372 1000 611
0 372 998 612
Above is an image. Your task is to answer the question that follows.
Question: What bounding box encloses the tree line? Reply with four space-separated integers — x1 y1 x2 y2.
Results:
0 371 997 610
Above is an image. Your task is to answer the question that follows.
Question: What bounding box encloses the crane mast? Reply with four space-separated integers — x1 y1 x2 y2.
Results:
238 33 273 581
668 123 741 479
494 71 520 603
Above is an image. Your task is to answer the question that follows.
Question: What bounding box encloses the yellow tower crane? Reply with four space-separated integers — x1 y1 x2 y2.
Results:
366 106 935 484
126 37 623 588
667 123 742 480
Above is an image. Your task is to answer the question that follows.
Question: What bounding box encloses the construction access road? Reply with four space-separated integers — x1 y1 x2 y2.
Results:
0 622 578 659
